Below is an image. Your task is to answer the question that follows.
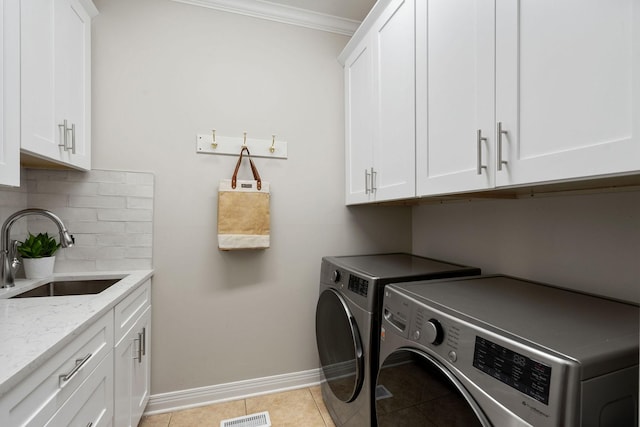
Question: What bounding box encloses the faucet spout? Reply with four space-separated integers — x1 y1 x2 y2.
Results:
0 208 74 288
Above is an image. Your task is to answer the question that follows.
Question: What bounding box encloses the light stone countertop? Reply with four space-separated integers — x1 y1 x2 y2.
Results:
0 269 154 397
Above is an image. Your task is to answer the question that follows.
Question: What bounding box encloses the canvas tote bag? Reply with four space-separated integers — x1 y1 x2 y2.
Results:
217 147 270 250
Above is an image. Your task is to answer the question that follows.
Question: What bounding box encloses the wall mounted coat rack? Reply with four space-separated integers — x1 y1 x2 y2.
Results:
196 131 288 159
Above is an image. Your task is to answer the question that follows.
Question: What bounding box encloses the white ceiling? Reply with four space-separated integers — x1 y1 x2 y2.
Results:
264 0 376 21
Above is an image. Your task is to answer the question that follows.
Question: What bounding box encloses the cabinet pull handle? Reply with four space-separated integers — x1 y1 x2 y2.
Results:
134 333 143 363
58 120 69 151
476 129 487 175
141 327 146 356
497 122 508 171
59 353 92 387
70 123 76 154
371 167 377 193
365 169 371 194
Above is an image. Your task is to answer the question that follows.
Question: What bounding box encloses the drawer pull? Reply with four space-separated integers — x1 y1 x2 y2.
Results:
59 353 92 387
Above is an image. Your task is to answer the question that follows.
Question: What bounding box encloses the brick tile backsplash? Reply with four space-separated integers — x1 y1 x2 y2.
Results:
0 169 154 273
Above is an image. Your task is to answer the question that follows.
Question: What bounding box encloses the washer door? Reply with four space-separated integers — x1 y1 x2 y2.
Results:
315 288 364 403
376 349 490 427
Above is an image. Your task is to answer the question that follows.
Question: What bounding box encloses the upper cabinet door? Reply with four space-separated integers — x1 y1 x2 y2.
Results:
495 0 640 187
372 0 416 201
343 0 415 205
345 38 375 205
416 0 495 196
0 0 20 187
57 0 93 169
21 0 96 170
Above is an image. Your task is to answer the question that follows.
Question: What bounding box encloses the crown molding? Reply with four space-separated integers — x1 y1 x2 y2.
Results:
171 0 360 36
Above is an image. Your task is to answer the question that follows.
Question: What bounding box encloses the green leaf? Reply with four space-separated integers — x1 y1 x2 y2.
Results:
17 232 61 258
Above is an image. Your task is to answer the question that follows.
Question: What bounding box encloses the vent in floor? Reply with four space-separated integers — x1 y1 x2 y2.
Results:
220 411 271 427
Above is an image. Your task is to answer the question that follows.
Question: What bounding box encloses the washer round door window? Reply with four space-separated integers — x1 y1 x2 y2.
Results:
376 349 489 427
315 289 364 403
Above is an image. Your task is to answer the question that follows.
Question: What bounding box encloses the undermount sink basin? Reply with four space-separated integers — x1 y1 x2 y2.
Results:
10 278 122 298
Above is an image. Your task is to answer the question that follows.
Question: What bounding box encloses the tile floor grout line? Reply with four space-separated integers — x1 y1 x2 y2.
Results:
306 387 330 427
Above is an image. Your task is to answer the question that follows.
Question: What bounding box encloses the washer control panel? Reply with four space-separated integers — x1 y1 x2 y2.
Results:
413 309 444 345
473 336 552 405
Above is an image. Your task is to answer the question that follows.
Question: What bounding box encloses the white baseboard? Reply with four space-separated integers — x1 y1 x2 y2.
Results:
144 368 323 415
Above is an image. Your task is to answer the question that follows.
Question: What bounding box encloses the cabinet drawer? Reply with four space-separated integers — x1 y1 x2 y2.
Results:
114 279 151 345
1 311 113 427
45 350 114 427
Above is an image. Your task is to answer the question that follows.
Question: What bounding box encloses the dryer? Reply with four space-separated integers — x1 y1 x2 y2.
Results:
377 275 639 427
315 254 480 427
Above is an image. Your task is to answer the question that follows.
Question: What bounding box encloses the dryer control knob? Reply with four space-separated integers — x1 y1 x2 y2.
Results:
424 319 444 345
331 270 341 283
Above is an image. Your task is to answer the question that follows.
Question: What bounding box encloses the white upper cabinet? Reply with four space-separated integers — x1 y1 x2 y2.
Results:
342 0 416 205
418 0 639 196
344 37 374 204
494 0 640 187
0 0 21 187
20 0 97 170
416 0 495 196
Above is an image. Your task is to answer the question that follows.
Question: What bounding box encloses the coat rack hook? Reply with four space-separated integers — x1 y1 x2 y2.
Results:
270 135 276 153
211 129 218 149
242 132 248 148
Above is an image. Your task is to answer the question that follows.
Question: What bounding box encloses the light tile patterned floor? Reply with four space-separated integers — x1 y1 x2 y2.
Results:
139 386 336 427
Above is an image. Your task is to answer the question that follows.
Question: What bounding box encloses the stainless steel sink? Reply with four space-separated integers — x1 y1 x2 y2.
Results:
10 278 122 298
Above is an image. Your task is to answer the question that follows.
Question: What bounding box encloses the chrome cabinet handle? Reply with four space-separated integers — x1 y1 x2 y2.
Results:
70 123 76 154
497 122 508 171
370 168 377 193
59 353 92 387
58 120 69 151
58 120 76 153
476 129 487 175
141 327 146 356
364 169 371 194
134 334 142 363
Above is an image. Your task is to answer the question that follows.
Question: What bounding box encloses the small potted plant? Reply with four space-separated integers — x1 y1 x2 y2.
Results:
17 232 62 279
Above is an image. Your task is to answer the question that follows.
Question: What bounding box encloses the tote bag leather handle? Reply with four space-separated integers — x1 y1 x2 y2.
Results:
231 147 262 190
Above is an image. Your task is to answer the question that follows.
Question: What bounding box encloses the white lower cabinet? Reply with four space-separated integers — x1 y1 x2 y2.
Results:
114 280 152 427
45 351 114 427
0 279 152 427
114 307 151 427
0 312 113 426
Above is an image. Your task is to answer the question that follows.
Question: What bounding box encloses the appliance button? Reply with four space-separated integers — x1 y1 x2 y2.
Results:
424 319 444 345
448 350 458 363
413 330 421 340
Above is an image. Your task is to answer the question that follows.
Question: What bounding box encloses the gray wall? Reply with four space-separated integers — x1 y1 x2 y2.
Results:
91 0 411 394
412 189 640 304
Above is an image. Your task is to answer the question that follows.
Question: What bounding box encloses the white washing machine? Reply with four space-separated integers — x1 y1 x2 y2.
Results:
377 275 639 427
315 254 480 427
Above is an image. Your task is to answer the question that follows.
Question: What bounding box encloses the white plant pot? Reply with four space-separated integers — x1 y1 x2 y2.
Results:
23 256 56 279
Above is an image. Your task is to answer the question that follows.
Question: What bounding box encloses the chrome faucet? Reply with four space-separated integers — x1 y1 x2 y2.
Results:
1 208 74 288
